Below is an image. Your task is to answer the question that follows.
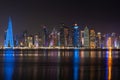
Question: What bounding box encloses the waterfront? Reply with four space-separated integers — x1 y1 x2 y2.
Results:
0 49 120 80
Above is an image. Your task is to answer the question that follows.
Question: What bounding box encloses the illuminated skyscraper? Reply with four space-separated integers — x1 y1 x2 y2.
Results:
105 34 111 48
49 28 58 47
111 33 119 48
60 24 64 47
89 28 96 48
34 34 39 47
4 17 14 47
59 24 69 47
68 27 73 47
96 32 102 48
64 26 69 47
84 26 89 48
53 28 58 47
43 26 49 47
81 31 84 47
27 36 33 48
57 32 60 46
23 30 28 47
73 24 80 47
118 36 120 48
107 37 112 48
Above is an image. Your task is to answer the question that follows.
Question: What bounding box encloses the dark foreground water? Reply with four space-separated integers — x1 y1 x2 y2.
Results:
0 49 120 80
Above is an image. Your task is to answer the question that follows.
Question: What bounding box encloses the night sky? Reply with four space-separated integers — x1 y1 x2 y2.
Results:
0 0 120 45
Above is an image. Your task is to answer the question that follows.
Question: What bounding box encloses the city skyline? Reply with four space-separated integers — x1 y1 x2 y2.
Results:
1 18 120 49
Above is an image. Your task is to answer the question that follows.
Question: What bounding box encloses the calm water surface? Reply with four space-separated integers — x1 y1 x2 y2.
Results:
0 49 120 80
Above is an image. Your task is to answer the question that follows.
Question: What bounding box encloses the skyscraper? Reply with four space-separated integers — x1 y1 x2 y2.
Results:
27 36 33 48
64 26 69 47
96 32 102 48
4 17 14 47
57 32 60 46
34 34 39 47
59 24 65 47
43 26 49 47
84 26 89 48
89 28 96 48
81 30 84 47
23 30 28 47
49 28 58 47
59 24 69 47
73 24 80 47
107 37 112 48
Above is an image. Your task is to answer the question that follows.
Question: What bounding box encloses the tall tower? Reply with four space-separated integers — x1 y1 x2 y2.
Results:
4 17 14 47
84 26 89 48
73 24 80 47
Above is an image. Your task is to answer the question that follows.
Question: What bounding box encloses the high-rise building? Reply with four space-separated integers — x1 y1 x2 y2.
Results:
34 34 39 47
111 32 118 48
118 36 120 48
59 24 69 47
53 28 58 47
84 26 89 48
49 28 58 47
107 37 112 48
43 26 49 47
27 36 33 48
57 32 60 46
105 33 111 48
81 31 84 47
96 32 102 48
68 27 73 47
4 17 14 47
73 24 80 47
64 26 69 47
59 24 66 47
89 28 96 48
23 30 28 47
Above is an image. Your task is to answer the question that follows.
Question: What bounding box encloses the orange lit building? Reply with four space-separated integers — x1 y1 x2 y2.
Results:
89 28 96 48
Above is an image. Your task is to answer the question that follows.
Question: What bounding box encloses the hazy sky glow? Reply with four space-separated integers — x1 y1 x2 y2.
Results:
0 0 120 45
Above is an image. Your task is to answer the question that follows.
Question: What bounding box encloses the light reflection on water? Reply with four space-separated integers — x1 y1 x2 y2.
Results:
73 49 80 80
4 50 14 80
0 49 119 80
105 50 112 80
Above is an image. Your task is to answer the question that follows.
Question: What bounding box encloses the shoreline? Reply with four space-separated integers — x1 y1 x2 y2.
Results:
0 47 120 51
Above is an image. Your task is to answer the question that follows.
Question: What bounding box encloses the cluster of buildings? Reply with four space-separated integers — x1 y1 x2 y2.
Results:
3 17 120 49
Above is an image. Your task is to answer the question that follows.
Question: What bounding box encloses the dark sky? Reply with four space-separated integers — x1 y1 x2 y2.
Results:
0 0 120 45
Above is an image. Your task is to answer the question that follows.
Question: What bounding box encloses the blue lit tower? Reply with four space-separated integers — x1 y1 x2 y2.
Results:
73 24 80 47
4 17 14 47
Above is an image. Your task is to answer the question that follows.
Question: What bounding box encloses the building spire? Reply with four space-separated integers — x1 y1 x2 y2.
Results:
4 16 14 48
